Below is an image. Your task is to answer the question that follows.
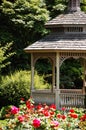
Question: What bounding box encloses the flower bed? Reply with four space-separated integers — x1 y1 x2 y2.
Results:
0 97 86 130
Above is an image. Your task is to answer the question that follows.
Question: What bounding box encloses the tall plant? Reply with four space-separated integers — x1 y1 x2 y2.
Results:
0 42 14 75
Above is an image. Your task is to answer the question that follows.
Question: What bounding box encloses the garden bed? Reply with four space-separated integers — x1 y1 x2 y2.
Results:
0 98 86 130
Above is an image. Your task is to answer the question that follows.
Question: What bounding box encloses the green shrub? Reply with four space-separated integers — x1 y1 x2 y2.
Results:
0 70 50 108
0 70 30 108
34 71 50 89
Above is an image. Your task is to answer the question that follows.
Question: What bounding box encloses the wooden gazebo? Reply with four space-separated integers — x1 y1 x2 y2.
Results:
24 0 86 108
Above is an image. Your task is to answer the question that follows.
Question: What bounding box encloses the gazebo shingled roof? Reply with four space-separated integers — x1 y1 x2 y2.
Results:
25 33 86 52
45 11 86 27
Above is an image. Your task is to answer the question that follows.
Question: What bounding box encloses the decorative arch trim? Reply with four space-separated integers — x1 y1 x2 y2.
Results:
32 53 56 66
60 52 86 66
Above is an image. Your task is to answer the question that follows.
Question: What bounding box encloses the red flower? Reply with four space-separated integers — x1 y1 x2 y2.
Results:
62 114 66 120
36 103 42 110
50 104 56 110
20 98 25 101
33 118 41 128
18 115 25 122
26 100 34 109
11 106 19 115
50 111 55 116
80 114 86 121
70 113 78 118
69 109 75 113
57 114 62 119
43 110 50 117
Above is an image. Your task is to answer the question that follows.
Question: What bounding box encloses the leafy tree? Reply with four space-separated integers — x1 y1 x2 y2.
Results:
0 0 49 42
45 0 67 18
0 42 14 75
0 0 49 71
81 0 86 12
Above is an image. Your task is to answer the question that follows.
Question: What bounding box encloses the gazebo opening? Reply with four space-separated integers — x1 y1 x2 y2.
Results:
35 58 52 89
60 57 83 90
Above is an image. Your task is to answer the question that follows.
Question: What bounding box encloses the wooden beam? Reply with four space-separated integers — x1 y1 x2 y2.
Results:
55 52 60 109
31 53 34 90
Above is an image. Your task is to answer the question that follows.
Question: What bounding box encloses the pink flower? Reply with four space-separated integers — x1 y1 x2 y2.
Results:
33 118 41 128
18 115 25 122
51 120 59 128
11 106 19 114
61 107 66 111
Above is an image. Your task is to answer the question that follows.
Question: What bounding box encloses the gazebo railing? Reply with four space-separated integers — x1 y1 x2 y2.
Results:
31 89 85 108
60 93 85 108
60 89 82 94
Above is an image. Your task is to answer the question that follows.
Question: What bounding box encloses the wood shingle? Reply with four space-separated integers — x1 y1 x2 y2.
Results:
25 33 86 52
45 11 86 27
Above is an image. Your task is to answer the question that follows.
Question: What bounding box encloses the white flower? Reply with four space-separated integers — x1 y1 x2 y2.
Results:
58 128 64 130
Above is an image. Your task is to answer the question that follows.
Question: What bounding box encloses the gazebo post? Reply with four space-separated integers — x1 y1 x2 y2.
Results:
83 59 86 94
83 59 86 108
31 53 34 92
55 52 60 109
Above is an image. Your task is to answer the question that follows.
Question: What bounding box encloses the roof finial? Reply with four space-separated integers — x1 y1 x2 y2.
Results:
68 0 81 12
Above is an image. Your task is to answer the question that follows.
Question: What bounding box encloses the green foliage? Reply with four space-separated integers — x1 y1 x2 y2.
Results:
60 75 74 89
0 70 30 108
0 70 50 108
52 0 67 16
81 0 86 12
35 59 52 75
1 0 49 38
60 58 83 89
0 0 49 71
45 0 86 18
0 106 11 119
34 71 50 89
45 0 67 18
85 95 86 108
0 27 14 44
0 42 15 75
0 120 7 128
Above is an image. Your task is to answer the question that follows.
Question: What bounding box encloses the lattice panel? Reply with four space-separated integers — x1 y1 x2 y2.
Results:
60 52 86 57
60 52 86 66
